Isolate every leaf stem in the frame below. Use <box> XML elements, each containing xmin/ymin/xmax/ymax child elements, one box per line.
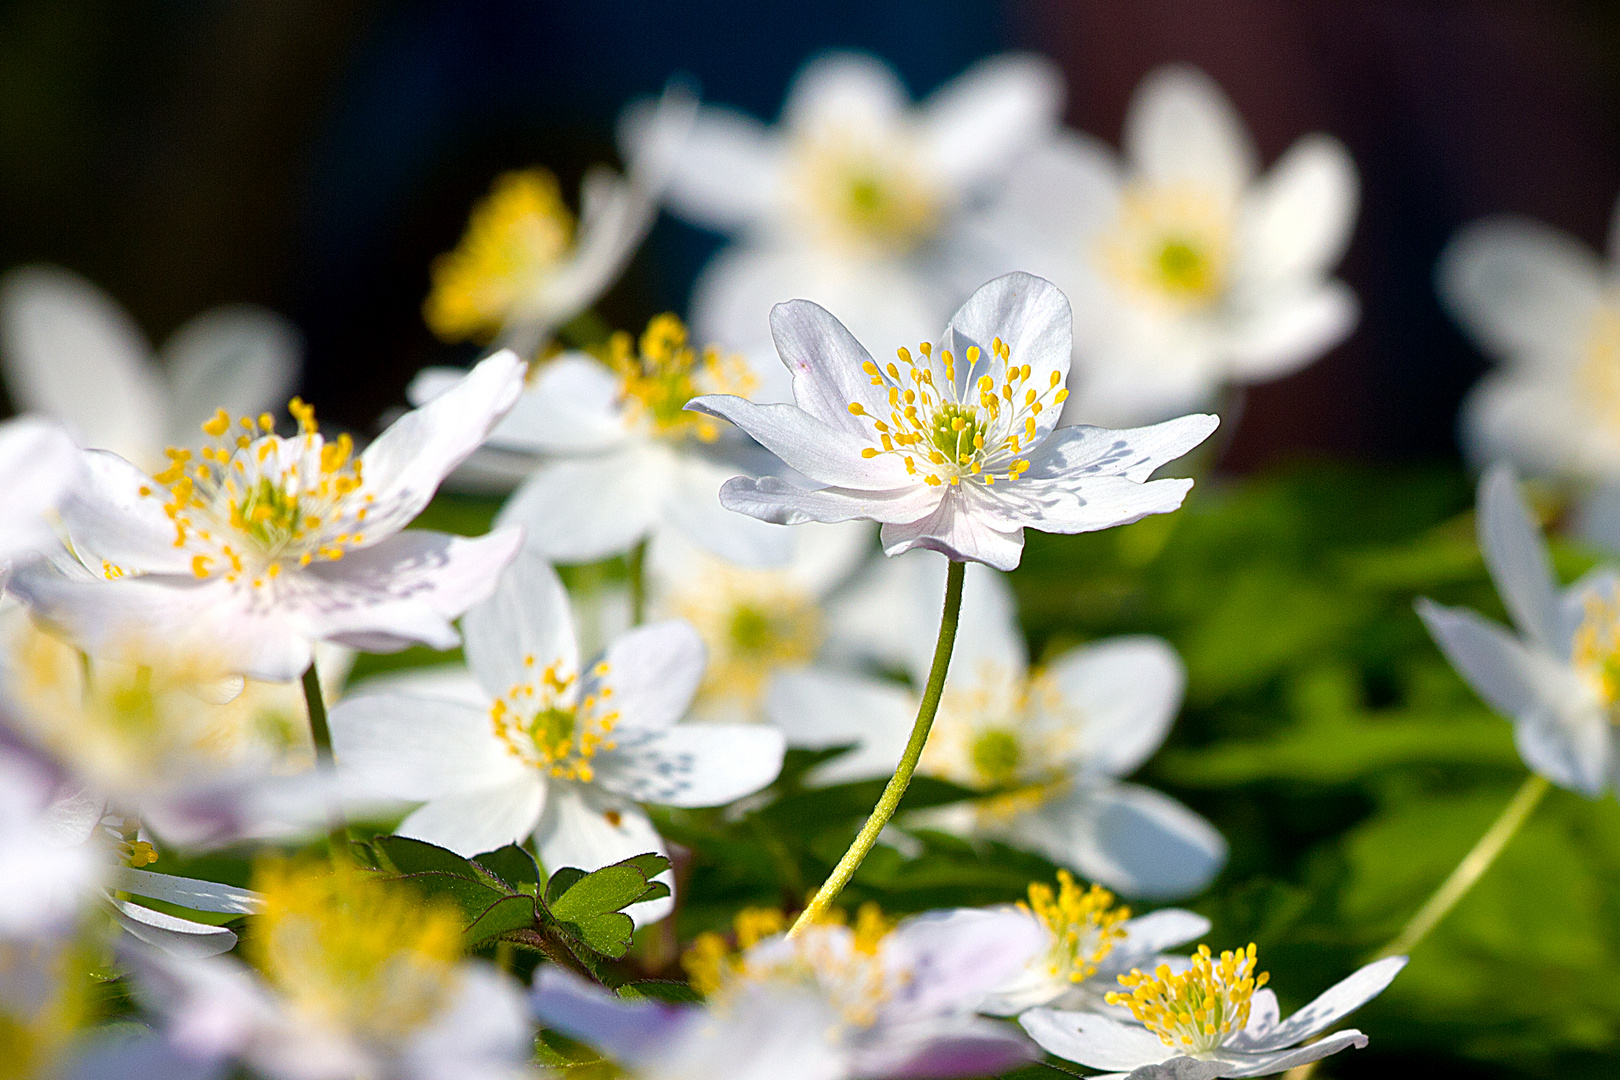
<box><xmin>301</xmin><ymin>662</ymin><xmax>351</xmax><ymax>854</ymax></box>
<box><xmin>788</xmin><ymin>559</ymin><xmax>965</xmax><ymax>937</ymax></box>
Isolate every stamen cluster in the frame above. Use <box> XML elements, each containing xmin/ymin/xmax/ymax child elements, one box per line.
<box><xmin>1573</xmin><ymin>588</ymin><xmax>1620</xmax><ymax>716</ymax></box>
<box><xmin>1107</xmin><ymin>943</ymin><xmax>1269</xmax><ymax>1054</ymax></box>
<box><xmin>1024</xmin><ymin>871</ymin><xmax>1129</xmax><ymax>984</ymax></box>
<box><xmin>488</xmin><ymin>655</ymin><xmax>619</xmax><ymax>781</ymax></box>
<box><xmin>1098</xmin><ymin>183</ymin><xmax>1232</xmax><ymax>311</ymax></box>
<box><xmin>607</xmin><ymin>313</ymin><xmax>757</xmax><ymax>442</ymax></box>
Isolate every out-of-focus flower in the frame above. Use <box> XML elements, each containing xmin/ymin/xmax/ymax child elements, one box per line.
<box><xmin>973</xmin><ymin>65</ymin><xmax>1358</xmax><ymax>427</ymax></box>
<box><xmin>690</xmin><ymin>272</ymin><xmax>1217</xmax><ymax>571</ymax></box>
<box><xmin>473</xmin><ymin>313</ymin><xmax>793</xmax><ymax>564</ymax></box>
<box><xmin>0</xmin><ymin>741</ymin><xmax>104</xmax><ymax>940</ymax></box>
<box><xmin>1021</xmin><ymin>949</ymin><xmax>1405</xmax><ymax>1079</ymax></box>
<box><xmin>0</xmin><ymin>265</ymin><xmax>300</xmax><ymax>471</ymax></box>
<box><xmin>657</xmin><ymin>51</ymin><xmax>1063</xmax><ymax>372</ymax></box>
<box><xmin>1418</xmin><ymin>465</ymin><xmax>1620</xmax><ymax>797</ymax></box>
<box><xmin>424</xmin><ymin>86</ymin><xmax>696</xmax><ymax>357</ymax></box>
<box><xmin>771</xmin><ymin>553</ymin><xmax>1226</xmax><ymax>898</ymax></box>
<box><xmin>329</xmin><ymin>549</ymin><xmax>783</xmax><ymax>925</ymax></box>
<box><xmin>534</xmin><ymin>903</ymin><xmax>1042</xmax><ymax>1080</ymax></box>
<box><xmin>1439</xmin><ymin>192</ymin><xmax>1620</xmax><ymax>484</ymax></box>
<box><xmin>8</xmin><ymin>352</ymin><xmax>526</xmax><ymax>682</ymax></box>
<box><xmin>140</xmin><ymin>858</ymin><xmax>535</xmax><ymax>1080</ymax></box>
<box><xmin>0</xmin><ymin>416</ymin><xmax>82</xmax><ymax>566</ymax></box>
<box><xmin>979</xmin><ymin>871</ymin><xmax>1209</xmax><ymax>1016</ymax></box>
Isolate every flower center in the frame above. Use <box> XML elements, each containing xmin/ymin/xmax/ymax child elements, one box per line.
<box><xmin>144</xmin><ymin>400</ymin><xmax>371</xmax><ymax>586</ymax></box>
<box><xmin>424</xmin><ymin>167</ymin><xmax>575</xmax><ymax>344</ymax></box>
<box><xmin>791</xmin><ymin>130</ymin><xmax>942</xmax><ymax>252</ymax></box>
<box><xmin>1024</xmin><ymin>871</ymin><xmax>1129</xmax><ymax>984</ymax></box>
<box><xmin>669</xmin><ymin>566</ymin><xmax>822</xmax><ymax>714</ymax></box>
<box><xmin>1578</xmin><ymin>302</ymin><xmax>1620</xmax><ymax>435</ymax></box>
<box><xmin>607</xmin><ymin>314</ymin><xmax>758</xmax><ymax>443</ymax></box>
<box><xmin>1572</xmin><ymin>588</ymin><xmax>1620</xmax><ymax>718</ymax></box>
<box><xmin>1107</xmin><ymin>944</ymin><xmax>1269</xmax><ymax>1056</ymax></box>
<box><xmin>970</xmin><ymin>727</ymin><xmax>1023</xmax><ymax>788</ymax></box>
<box><xmin>846</xmin><ymin>336</ymin><xmax>1067</xmax><ymax>488</ymax></box>
<box><xmin>249</xmin><ymin>860</ymin><xmax>463</xmax><ymax>1044</ymax></box>
<box><xmin>1098</xmin><ymin>183</ymin><xmax>1232</xmax><ymax>311</ymax></box>
<box><xmin>489</xmin><ymin>655</ymin><xmax>618</xmax><ymax>781</ymax></box>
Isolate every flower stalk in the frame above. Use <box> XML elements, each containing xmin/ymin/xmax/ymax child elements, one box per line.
<box><xmin>789</xmin><ymin>558</ymin><xmax>965</xmax><ymax>936</ymax></box>
<box><xmin>301</xmin><ymin>663</ymin><xmax>351</xmax><ymax>853</ymax></box>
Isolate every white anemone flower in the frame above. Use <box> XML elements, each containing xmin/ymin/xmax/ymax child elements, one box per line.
<box><xmin>0</xmin><ymin>264</ymin><xmax>300</xmax><ymax>471</ymax></box>
<box><xmin>7</xmin><ymin>351</ymin><xmax>527</xmax><ymax>682</ymax></box>
<box><xmin>0</xmin><ymin>415</ymin><xmax>81</xmax><ymax>565</ymax></box>
<box><xmin>329</xmin><ymin>549</ymin><xmax>784</xmax><ymax>925</ymax></box>
<box><xmin>1021</xmin><ymin>950</ymin><xmax>1406</xmax><ymax>1079</ymax></box>
<box><xmin>139</xmin><ymin>858</ymin><xmax>535</xmax><ymax>1080</ymax></box>
<box><xmin>972</xmin><ymin>65</ymin><xmax>1358</xmax><ymax>427</ymax></box>
<box><xmin>1417</xmin><ymin>465</ymin><xmax>1620</xmax><ymax>796</ymax></box>
<box><xmin>979</xmin><ymin>871</ymin><xmax>1210</xmax><ymax>1016</ymax></box>
<box><xmin>1438</xmin><ymin>191</ymin><xmax>1620</xmax><ymax>485</ymax></box>
<box><xmin>772</xmin><ymin>552</ymin><xmax>1226</xmax><ymax>898</ymax></box>
<box><xmin>689</xmin><ymin>272</ymin><xmax>1218</xmax><ymax>571</ymax></box>
<box><xmin>657</xmin><ymin>51</ymin><xmax>1063</xmax><ymax>373</ymax></box>
<box><xmin>533</xmin><ymin>905</ymin><xmax>1043</xmax><ymax>1080</ymax></box>
<box><xmin>423</xmin><ymin>86</ymin><xmax>696</xmax><ymax>360</ymax></box>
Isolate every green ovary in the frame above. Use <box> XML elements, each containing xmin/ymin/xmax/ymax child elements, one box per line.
<box><xmin>930</xmin><ymin>404</ymin><xmax>980</xmax><ymax>463</ymax></box>
<box><xmin>1156</xmin><ymin>238</ymin><xmax>1211</xmax><ymax>295</ymax></box>
<box><xmin>971</xmin><ymin>728</ymin><xmax>1022</xmax><ymax>787</ymax></box>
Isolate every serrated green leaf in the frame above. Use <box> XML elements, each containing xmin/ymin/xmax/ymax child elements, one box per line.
<box><xmin>387</xmin><ymin>872</ymin><xmax>505</xmax><ymax>923</ymax></box>
<box><xmin>463</xmin><ymin>894</ymin><xmax>538</xmax><ymax>947</ymax></box>
<box><xmin>550</xmin><ymin>863</ymin><xmax>657</xmax><ymax>921</ymax></box>
<box><xmin>371</xmin><ymin>836</ymin><xmax>480</xmax><ymax>881</ymax></box>
<box><xmin>557</xmin><ymin>910</ymin><xmax>636</xmax><ymax>958</ymax></box>
<box><xmin>544</xmin><ymin>866</ymin><xmax>588</xmax><ymax>906</ymax></box>
<box><xmin>474</xmin><ymin>845</ymin><xmax>540</xmax><ymax>893</ymax></box>
<box><xmin>619</xmin><ymin>853</ymin><xmax>671</xmax><ymax>883</ymax></box>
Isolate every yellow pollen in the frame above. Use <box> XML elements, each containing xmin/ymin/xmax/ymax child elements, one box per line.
<box><xmin>604</xmin><ymin>313</ymin><xmax>758</xmax><ymax>442</ymax></box>
<box><xmin>1023</xmin><ymin>872</ymin><xmax>1129</xmax><ymax>983</ymax></box>
<box><xmin>1573</xmin><ymin>586</ymin><xmax>1620</xmax><ymax>719</ymax></box>
<box><xmin>1106</xmin><ymin>944</ymin><xmax>1268</xmax><ymax>1054</ymax></box>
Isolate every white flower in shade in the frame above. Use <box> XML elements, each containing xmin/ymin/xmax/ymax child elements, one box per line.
<box><xmin>0</xmin><ymin>415</ymin><xmax>82</xmax><ymax>565</ymax></box>
<box><xmin>329</xmin><ymin>549</ymin><xmax>784</xmax><ymax>925</ymax></box>
<box><xmin>658</xmin><ymin>51</ymin><xmax>1063</xmax><ymax>373</ymax></box>
<box><xmin>139</xmin><ymin>859</ymin><xmax>535</xmax><ymax>1080</ymax></box>
<box><xmin>423</xmin><ymin>86</ymin><xmax>695</xmax><ymax>359</ymax></box>
<box><xmin>1021</xmin><ymin>949</ymin><xmax>1406</xmax><ymax>1079</ymax></box>
<box><xmin>771</xmin><ymin>552</ymin><xmax>1226</xmax><ymax>899</ymax></box>
<box><xmin>1438</xmin><ymin>191</ymin><xmax>1620</xmax><ymax>484</ymax></box>
<box><xmin>0</xmin><ymin>264</ymin><xmax>300</xmax><ymax>471</ymax></box>
<box><xmin>7</xmin><ymin>351</ymin><xmax>527</xmax><ymax>682</ymax></box>
<box><xmin>972</xmin><ymin>65</ymin><xmax>1358</xmax><ymax>427</ymax></box>
<box><xmin>446</xmin><ymin>313</ymin><xmax>794</xmax><ymax>564</ymax></box>
<box><xmin>689</xmin><ymin>272</ymin><xmax>1218</xmax><ymax>572</ymax></box>
<box><xmin>1417</xmin><ymin>465</ymin><xmax>1620</xmax><ymax>796</ymax></box>
<box><xmin>533</xmin><ymin>904</ymin><xmax>1043</xmax><ymax>1080</ymax></box>
<box><xmin>979</xmin><ymin>871</ymin><xmax>1209</xmax><ymax>1017</ymax></box>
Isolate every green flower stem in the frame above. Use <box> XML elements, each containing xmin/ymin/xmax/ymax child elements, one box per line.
<box><xmin>789</xmin><ymin>558</ymin><xmax>965</xmax><ymax>937</ymax></box>
<box><xmin>1372</xmin><ymin>772</ymin><xmax>1550</xmax><ymax>962</ymax></box>
<box><xmin>628</xmin><ymin>539</ymin><xmax>648</xmax><ymax>626</ymax></box>
<box><xmin>301</xmin><ymin>662</ymin><xmax>351</xmax><ymax>854</ymax></box>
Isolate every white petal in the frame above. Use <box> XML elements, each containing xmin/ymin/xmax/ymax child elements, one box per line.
<box><xmin>1028</xmin><ymin>414</ymin><xmax>1220</xmax><ymax>482</ymax></box>
<box><xmin>941</xmin><ymin>272</ymin><xmax>1072</xmax><ymax>448</ymax></box>
<box><xmin>1114</xmin><ymin>908</ymin><xmax>1211</xmax><ymax>960</ymax></box>
<box><xmin>1241</xmin><ymin>134</ymin><xmax>1358</xmax><ymax>284</ymax></box>
<box><xmin>111</xmin><ymin>900</ymin><xmax>239</xmax><ymax>959</ymax></box>
<box><xmin>765</xmin><ymin>668</ymin><xmax>916</xmax><ymax>783</ymax></box>
<box><xmin>1027</xmin><ymin>782</ymin><xmax>1227</xmax><ymax>899</ymax></box>
<box><xmin>535</xmin><ymin>788</ymin><xmax>673</xmax><ymax>926</ymax></box>
<box><xmin>985</xmin><ymin>471</ymin><xmax>1197</xmax><ymax>539</ymax></box>
<box><xmin>479</xmin><ymin>355</ymin><xmax>630</xmax><ymax>455</ymax></box>
<box><xmin>0</xmin><ymin>418</ymin><xmax>83</xmax><ymax>563</ymax></box>
<box><xmin>1214</xmin><ymin>1031</ymin><xmax>1368</xmax><ymax>1077</ymax></box>
<box><xmin>982</xmin><ymin>130</ymin><xmax>1123</xmax><ymax>250</ymax></box>
<box><xmin>107</xmin><ymin>868</ymin><xmax>261</xmax><ymax>915</ymax></box>
<box><xmin>783</xmin><ymin>51</ymin><xmax>909</xmax><ymax>135</ymax></box>
<box><xmin>880</xmin><ymin>484</ymin><xmax>1027</xmax><ymax>570</ymax></box>
<box><xmin>530</xmin><ymin>966</ymin><xmax>698</xmax><ymax>1069</ymax></box>
<box><xmin>328</xmin><ymin>693</ymin><xmax>527</xmax><ymax>801</ymax></box>
<box><xmin>463</xmin><ymin>547</ymin><xmax>579</xmax><ymax>703</ymax></box>
<box><xmin>161</xmin><ymin>305</ymin><xmax>301</xmax><ymax>447</ymax></box>
<box><xmin>1019</xmin><ymin>1008</ymin><xmax>1166</xmax><ymax>1072</ymax></box>
<box><xmin>1040</xmin><ymin>635</ymin><xmax>1185</xmax><ymax>777</ymax></box>
<box><xmin>687</xmin><ymin>395</ymin><xmax>907</xmax><ymax>489</ymax></box>
<box><xmin>497</xmin><ymin>446</ymin><xmax>667</xmax><ymax>563</ymax></box>
<box><xmin>658</xmin><ymin>455</ymin><xmax>797</xmax><ymax>567</ymax></box>
<box><xmin>410</xmin><ymin>964</ymin><xmax>532</xmax><ymax>1074</ymax></box>
<box><xmin>1478</xmin><ymin>465</ymin><xmax>1561</xmax><ymax>650</ymax></box>
<box><xmin>659</xmin><ymin>104</ymin><xmax>781</xmax><ymax>231</ymax></box>
<box><xmin>884</xmin><ymin>907</ymin><xmax>1045</xmax><ymax>1019</ymax></box>
<box><xmin>1225</xmin><ymin>281</ymin><xmax>1358</xmax><ymax>382</ymax></box>
<box><xmin>0</xmin><ymin>265</ymin><xmax>167</xmax><ymax>464</ymax></box>
<box><xmin>920</xmin><ymin>53</ymin><xmax>1064</xmax><ymax>191</ymax></box>
<box><xmin>850</xmin><ymin>1017</ymin><xmax>1038</xmax><ymax>1080</ymax></box>
<box><xmin>58</xmin><ymin>448</ymin><xmax>193</xmax><ymax>574</ymax></box>
<box><xmin>1125</xmin><ymin>66</ymin><xmax>1256</xmax><ymax>201</ymax></box>
<box><xmin>398</xmin><ymin>774</ymin><xmax>547</xmax><ymax>858</ymax></box>
<box><xmin>595</xmin><ymin>724</ymin><xmax>784</xmax><ymax>806</ymax></box>
<box><xmin>357</xmin><ymin>351</ymin><xmax>525</xmax><ymax>537</ymax></box>
<box><xmin>1236</xmin><ymin>956</ymin><xmax>1406</xmax><ymax>1051</ymax></box>
<box><xmin>587</xmin><ymin>620</ymin><xmax>706</xmax><ymax>732</ymax></box>
<box><xmin>768</xmin><ymin>297</ymin><xmax>899</xmax><ymax>436</ymax></box>
<box><xmin>719</xmin><ymin>473</ymin><xmax>942</xmax><ymax>526</ymax></box>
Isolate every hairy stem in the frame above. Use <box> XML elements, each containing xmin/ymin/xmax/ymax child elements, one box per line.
<box><xmin>302</xmin><ymin>662</ymin><xmax>351</xmax><ymax>854</ymax></box>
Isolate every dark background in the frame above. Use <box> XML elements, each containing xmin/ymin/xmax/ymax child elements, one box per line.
<box><xmin>2</xmin><ymin>0</ymin><xmax>1616</xmax><ymax>464</ymax></box>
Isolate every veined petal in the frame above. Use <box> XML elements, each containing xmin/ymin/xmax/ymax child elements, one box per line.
<box><xmin>328</xmin><ymin>693</ymin><xmax>527</xmax><ymax>801</ymax></box>
<box><xmin>687</xmin><ymin>395</ymin><xmax>907</xmax><ymax>488</ymax></box>
<box><xmin>1241</xmin><ymin>134</ymin><xmax>1358</xmax><ymax>284</ymax></box>
<box><xmin>1125</xmin><ymin>65</ymin><xmax>1256</xmax><ymax>200</ymax></box>
<box><xmin>1026</xmin><ymin>782</ymin><xmax>1227</xmax><ymax>899</ymax></box>
<box><xmin>919</xmin><ymin>53</ymin><xmax>1065</xmax><ymax>191</ymax></box>
<box><xmin>584</xmin><ymin>620</ymin><xmax>706</xmax><ymax>733</ymax></box>
<box><xmin>161</xmin><ymin>305</ymin><xmax>301</xmax><ymax>448</ymax></box>
<box><xmin>1232</xmin><ymin>956</ymin><xmax>1406</xmax><ymax>1051</ymax></box>
<box><xmin>1040</xmin><ymin>635</ymin><xmax>1185</xmax><ymax>778</ymax></box>
<box><xmin>397</xmin><ymin>775</ymin><xmax>548</xmax><ymax>858</ymax></box>
<box><xmin>718</xmin><ymin>473</ymin><xmax>942</xmax><ymax>526</ymax></box>
<box><xmin>880</xmin><ymin>485</ymin><xmax>1027</xmax><ymax>570</ymax></box>
<box><xmin>59</xmin><ymin>448</ymin><xmax>194</xmax><ymax>575</ymax></box>
<box><xmin>535</xmin><ymin>788</ymin><xmax>673</xmax><ymax>926</ymax></box>
<box><xmin>1025</xmin><ymin>414</ymin><xmax>1220</xmax><ymax>483</ymax></box>
<box><xmin>941</xmin><ymin>272</ymin><xmax>1072</xmax><ymax>447</ymax></box>
<box><xmin>985</xmin><ymin>472</ymin><xmax>1197</xmax><ymax>538</ymax></box>
<box><xmin>594</xmin><ymin>724</ymin><xmax>784</xmax><ymax>806</ymax></box>
<box><xmin>1477</xmin><ymin>465</ymin><xmax>1561</xmax><ymax>651</ymax></box>
<box><xmin>463</xmin><ymin>547</ymin><xmax>579</xmax><ymax>704</ymax></box>
<box><xmin>1019</xmin><ymin>1008</ymin><xmax>1167</xmax><ymax>1072</ymax></box>
<box><xmin>765</xmin><ymin>668</ymin><xmax>916</xmax><ymax>784</ymax></box>
<box><xmin>767</xmin><ymin>298</ymin><xmax>897</xmax><ymax>436</ymax></box>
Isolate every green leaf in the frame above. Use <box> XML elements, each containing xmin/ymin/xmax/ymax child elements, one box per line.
<box><xmin>474</xmin><ymin>845</ymin><xmax>540</xmax><ymax>893</ymax></box>
<box><xmin>558</xmin><ymin>910</ymin><xmax>636</xmax><ymax>958</ymax></box>
<box><xmin>544</xmin><ymin>867</ymin><xmax>588</xmax><ymax>906</ymax></box>
<box><xmin>550</xmin><ymin>863</ymin><xmax>659</xmax><ymax>921</ymax></box>
<box><xmin>370</xmin><ymin>836</ymin><xmax>481</xmax><ymax>880</ymax></box>
<box><xmin>614</xmin><ymin>980</ymin><xmax>702</xmax><ymax>1004</ymax></box>
<box><xmin>463</xmin><ymin>894</ymin><xmax>538</xmax><ymax>947</ymax></box>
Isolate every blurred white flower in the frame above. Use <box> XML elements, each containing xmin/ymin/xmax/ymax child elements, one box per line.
<box><xmin>8</xmin><ymin>352</ymin><xmax>526</xmax><ymax>682</ymax></box>
<box><xmin>0</xmin><ymin>265</ymin><xmax>301</xmax><ymax>472</ymax></box>
<box><xmin>534</xmin><ymin>904</ymin><xmax>1042</xmax><ymax>1080</ymax></box>
<box><xmin>424</xmin><ymin>86</ymin><xmax>696</xmax><ymax>358</ymax></box>
<box><xmin>0</xmin><ymin>415</ymin><xmax>82</xmax><ymax>565</ymax></box>
<box><xmin>979</xmin><ymin>871</ymin><xmax>1209</xmax><ymax>1017</ymax></box>
<box><xmin>973</xmin><ymin>65</ymin><xmax>1358</xmax><ymax>427</ymax></box>
<box><xmin>0</xmin><ymin>740</ymin><xmax>105</xmax><ymax>940</ymax></box>
<box><xmin>1418</xmin><ymin>465</ymin><xmax>1620</xmax><ymax>797</ymax></box>
<box><xmin>1439</xmin><ymin>191</ymin><xmax>1620</xmax><ymax>485</ymax></box>
<box><xmin>690</xmin><ymin>272</ymin><xmax>1216</xmax><ymax>571</ymax></box>
<box><xmin>140</xmin><ymin>858</ymin><xmax>535</xmax><ymax>1080</ymax></box>
<box><xmin>655</xmin><ymin>51</ymin><xmax>1063</xmax><ymax>374</ymax></box>
<box><xmin>1021</xmin><ymin>949</ymin><xmax>1405</xmax><ymax>1079</ymax></box>
<box><xmin>772</xmin><ymin>553</ymin><xmax>1226</xmax><ymax>899</ymax></box>
<box><xmin>329</xmin><ymin>549</ymin><xmax>784</xmax><ymax>926</ymax></box>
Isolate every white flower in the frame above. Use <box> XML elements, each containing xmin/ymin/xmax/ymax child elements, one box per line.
<box><xmin>689</xmin><ymin>272</ymin><xmax>1218</xmax><ymax>571</ymax></box>
<box><xmin>0</xmin><ymin>264</ymin><xmax>300</xmax><ymax>471</ymax></box>
<box><xmin>0</xmin><ymin>740</ymin><xmax>104</xmax><ymax>939</ymax></box>
<box><xmin>972</xmin><ymin>65</ymin><xmax>1358</xmax><ymax>427</ymax></box>
<box><xmin>1020</xmin><ymin>949</ymin><xmax>1406</xmax><ymax>1079</ymax></box>
<box><xmin>7</xmin><ymin>352</ymin><xmax>527</xmax><ymax>682</ymax></box>
<box><xmin>423</xmin><ymin>86</ymin><xmax>695</xmax><ymax>358</ymax></box>
<box><xmin>1438</xmin><ymin>191</ymin><xmax>1620</xmax><ymax>484</ymax></box>
<box><xmin>658</xmin><ymin>51</ymin><xmax>1062</xmax><ymax>374</ymax></box>
<box><xmin>0</xmin><ymin>415</ymin><xmax>82</xmax><ymax>565</ymax></box>
<box><xmin>138</xmin><ymin>858</ymin><xmax>536</xmax><ymax>1080</ymax></box>
<box><xmin>979</xmin><ymin>871</ymin><xmax>1209</xmax><ymax>1016</ymax></box>
<box><xmin>1417</xmin><ymin>465</ymin><xmax>1620</xmax><ymax>796</ymax></box>
<box><xmin>770</xmin><ymin>552</ymin><xmax>1226</xmax><ymax>898</ymax></box>
<box><xmin>328</xmin><ymin>548</ymin><xmax>784</xmax><ymax>925</ymax></box>
<box><xmin>533</xmin><ymin>905</ymin><xmax>1043</xmax><ymax>1080</ymax></box>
